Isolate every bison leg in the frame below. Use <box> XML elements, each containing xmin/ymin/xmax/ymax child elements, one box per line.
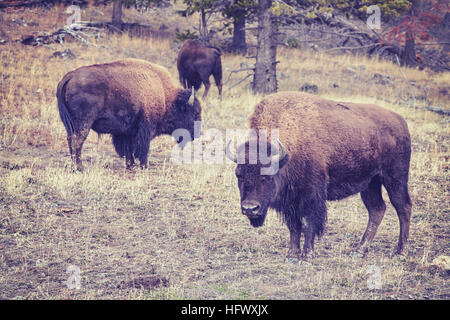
<box><xmin>124</xmin><ymin>144</ymin><xmax>135</xmax><ymax>170</ymax></box>
<box><xmin>299</xmin><ymin>190</ymin><xmax>327</xmax><ymax>261</ymax></box>
<box><xmin>301</xmin><ymin>215</ymin><xmax>317</xmax><ymax>260</ymax></box>
<box><xmin>67</xmin><ymin>136</ymin><xmax>73</xmax><ymax>157</ymax></box>
<box><xmin>356</xmin><ymin>175</ymin><xmax>387</xmax><ymax>256</ymax></box>
<box><xmin>213</xmin><ymin>74</ymin><xmax>222</xmax><ymax>100</ymax></box>
<box><xmin>126</xmin><ymin>156</ymin><xmax>135</xmax><ymax>170</ymax></box>
<box><xmin>134</xmin><ymin>123</ymin><xmax>153</xmax><ymax>169</ymax></box>
<box><xmin>202</xmin><ymin>81</ymin><xmax>211</xmax><ymax>99</ymax></box>
<box><xmin>197</xmin><ymin>68</ymin><xmax>211</xmax><ymax>99</ymax></box>
<box><xmin>383</xmin><ymin>178</ymin><xmax>412</xmax><ymax>256</ymax></box>
<box><xmin>112</xmin><ymin>134</ymin><xmax>135</xmax><ymax>170</ymax></box>
<box><xmin>217</xmin><ymin>82</ymin><xmax>223</xmax><ymax>100</ymax></box>
<box><xmin>69</xmin><ymin>128</ymin><xmax>90</xmax><ymax>172</ymax></box>
<box><xmin>285</xmin><ymin>225</ymin><xmax>302</xmax><ymax>263</ymax></box>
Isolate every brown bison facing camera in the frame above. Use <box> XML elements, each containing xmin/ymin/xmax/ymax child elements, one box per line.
<box><xmin>226</xmin><ymin>92</ymin><xmax>412</xmax><ymax>263</ymax></box>
<box><xmin>56</xmin><ymin>59</ymin><xmax>202</xmax><ymax>171</ymax></box>
<box><xmin>177</xmin><ymin>39</ymin><xmax>223</xmax><ymax>99</ymax></box>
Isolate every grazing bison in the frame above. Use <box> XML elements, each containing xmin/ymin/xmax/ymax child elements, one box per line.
<box><xmin>56</xmin><ymin>58</ymin><xmax>202</xmax><ymax>171</ymax></box>
<box><xmin>177</xmin><ymin>39</ymin><xmax>223</xmax><ymax>99</ymax></box>
<box><xmin>226</xmin><ymin>92</ymin><xmax>412</xmax><ymax>262</ymax></box>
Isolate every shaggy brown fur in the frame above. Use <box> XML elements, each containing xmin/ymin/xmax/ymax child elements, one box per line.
<box><xmin>177</xmin><ymin>39</ymin><xmax>223</xmax><ymax>99</ymax></box>
<box><xmin>230</xmin><ymin>92</ymin><xmax>412</xmax><ymax>262</ymax></box>
<box><xmin>56</xmin><ymin>58</ymin><xmax>202</xmax><ymax>171</ymax></box>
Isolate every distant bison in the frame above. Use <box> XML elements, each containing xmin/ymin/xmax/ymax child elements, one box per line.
<box><xmin>227</xmin><ymin>92</ymin><xmax>412</xmax><ymax>262</ymax></box>
<box><xmin>56</xmin><ymin>59</ymin><xmax>202</xmax><ymax>171</ymax></box>
<box><xmin>177</xmin><ymin>39</ymin><xmax>223</xmax><ymax>99</ymax></box>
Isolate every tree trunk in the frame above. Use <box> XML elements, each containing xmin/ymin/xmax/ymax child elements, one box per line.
<box><xmin>401</xmin><ymin>31</ymin><xmax>417</xmax><ymax>67</ymax></box>
<box><xmin>252</xmin><ymin>0</ymin><xmax>278</xmax><ymax>95</ymax></box>
<box><xmin>112</xmin><ymin>0</ymin><xmax>123</xmax><ymax>29</ymax></box>
<box><xmin>401</xmin><ymin>0</ymin><xmax>421</xmax><ymax>67</ymax></box>
<box><xmin>200</xmin><ymin>8</ymin><xmax>208</xmax><ymax>40</ymax></box>
<box><xmin>231</xmin><ymin>9</ymin><xmax>247</xmax><ymax>55</ymax></box>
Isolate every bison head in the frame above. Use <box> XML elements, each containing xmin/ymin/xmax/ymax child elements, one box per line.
<box><xmin>226</xmin><ymin>138</ymin><xmax>289</xmax><ymax>227</ymax></box>
<box><xmin>174</xmin><ymin>87</ymin><xmax>202</xmax><ymax>146</ymax></box>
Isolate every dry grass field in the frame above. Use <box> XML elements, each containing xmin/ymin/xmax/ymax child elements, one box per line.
<box><xmin>0</xmin><ymin>4</ymin><xmax>449</xmax><ymax>300</ymax></box>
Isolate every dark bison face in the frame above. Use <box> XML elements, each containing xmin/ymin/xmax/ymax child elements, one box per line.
<box><xmin>227</xmin><ymin>139</ymin><xmax>289</xmax><ymax>228</ymax></box>
<box><xmin>175</xmin><ymin>88</ymin><xmax>202</xmax><ymax>146</ymax></box>
<box><xmin>236</xmin><ymin>164</ymin><xmax>277</xmax><ymax>227</ymax></box>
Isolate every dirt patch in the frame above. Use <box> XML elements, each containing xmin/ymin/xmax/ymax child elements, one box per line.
<box><xmin>118</xmin><ymin>276</ymin><xmax>169</xmax><ymax>291</ymax></box>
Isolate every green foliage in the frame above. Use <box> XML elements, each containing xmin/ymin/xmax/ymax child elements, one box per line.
<box><xmin>222</xmin><ymin>0</ymin><xmax>259</xmax><ymax>20</ymax></box>
<box><xmin>360</xmin><ymin>0</ymin><xmax>412</xmax><ymax>18</ymax></box>
<box><xmin>286</xmin><ymin>37</ymin><xmax>301</xmax><ymax>48</ymax></box>
<box><xmin>183</xmin><ymin>0</ymin><xmax>221</xmax><ymax>15</ymax></box>
<box><xmin>305</xmin><ymin>11</ymin><xmax>318</xmax><ymax>19</ymax></box>
<box><xmin>270</xmin><ymin>1</ymin><xmax>297</xmax><ymax>17</ymax></box>
<box><xmin>310</xmin><ymin>0</ymin><xmax>350</xmax><ymax>10</ymax></box>
<box><xmin>175</xmin><ymin>29</ymin><xmax>199</xmax><ymax>43</ymax></box>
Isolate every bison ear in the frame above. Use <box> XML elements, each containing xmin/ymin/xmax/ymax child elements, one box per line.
<box><xmin>177</xmin><ymin>87</ymin><xmax>195</xmax><ymax>112</ymax></box>
<box><xmin>177</xmin><ymin>89</ymin><xmax>190</xmax><ymax>112</ymax></box>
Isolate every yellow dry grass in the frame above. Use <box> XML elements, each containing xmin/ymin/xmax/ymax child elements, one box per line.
<box><xmin>0</xmin><ymin>3</ymin><xmax>448</xmax><ymax>300</ymax></box>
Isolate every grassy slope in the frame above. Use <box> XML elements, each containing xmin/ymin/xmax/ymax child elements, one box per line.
<box><xmin>0</xmin><ymin>4</ymin><xmax>448</xmax><ymax>299</ymax></box>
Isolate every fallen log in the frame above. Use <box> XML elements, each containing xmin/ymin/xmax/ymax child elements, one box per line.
<box><xmin>20</xmin><ymin>22</ymin><xmax>103</xmax><ymax>47</ymax></box>
<box><xmin>18</xmin><ymin>20</ymin><xmax>170</xmax><ymax>47</ymax></box>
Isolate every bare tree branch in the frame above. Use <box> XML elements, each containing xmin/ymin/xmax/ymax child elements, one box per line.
<box><xmin>224</xmin><ymin>67</ymin><xmax>254</xmax><ymax>85</ymax></box>
<box><xmin>228</xmin><ymin>73</ymin><xmax>253</xmax><ymax>90</ymax></box>
<box><xmin>324</xmin><ymin>43</ymin><xmax>378</xmax><ymax>52</ymax></box>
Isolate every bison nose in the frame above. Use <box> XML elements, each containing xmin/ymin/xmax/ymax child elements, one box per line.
<box><xmin>241</xmin><ymin>200</ymin><xmax>261</xmax><ymax>216</ymax></box>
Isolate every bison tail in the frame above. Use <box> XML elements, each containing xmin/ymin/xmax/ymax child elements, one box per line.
<box><xmin>56</xmin><ymin>76</ymin><xmax>74</xmax><ymax>136</ymax></box>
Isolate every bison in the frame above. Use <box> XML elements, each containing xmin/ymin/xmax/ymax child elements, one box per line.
<box><xmin>226</xmin><ymin>91</ymin><xmax>412</xmax><ymax>262</ymax></box>
<box><xmin>56</xmin><ymin>58</ymin><xmax>202</xmax><ymax>171</ymax></box>
<box><xmin>177</xmin><ymin>39</ymin><xmax>223</xmax><ymax>99</ymax></box>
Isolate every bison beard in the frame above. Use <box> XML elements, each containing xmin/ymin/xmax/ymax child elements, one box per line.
<box><xmin>228</xmin><ymin>92</ymin><xmax>412</xmax><ymax>263</ymax></box>
<box><xmin>248</xmin><ymin>210</ymin><xmax>267</xmax><ymax>228</ymax></box>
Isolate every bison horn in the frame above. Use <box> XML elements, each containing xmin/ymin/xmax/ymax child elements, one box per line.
<box><xmin>271</xmin><ymin>139</ymin><xmax>288</xmax><ymax>164</ymax></box>
<box><xmin>226</xmin><ymin>139</ymin><xmax>287</xmax><ymax>164</ymax></box>
<box><xmin>225</xmin><ymin>140</ymin><xmax>238</xmax><ymax>163</ymax></box>
<box><xmin>188</xmin><ymin>87</ymin><xmax>195</xmax><ymax>106</ymax></box>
